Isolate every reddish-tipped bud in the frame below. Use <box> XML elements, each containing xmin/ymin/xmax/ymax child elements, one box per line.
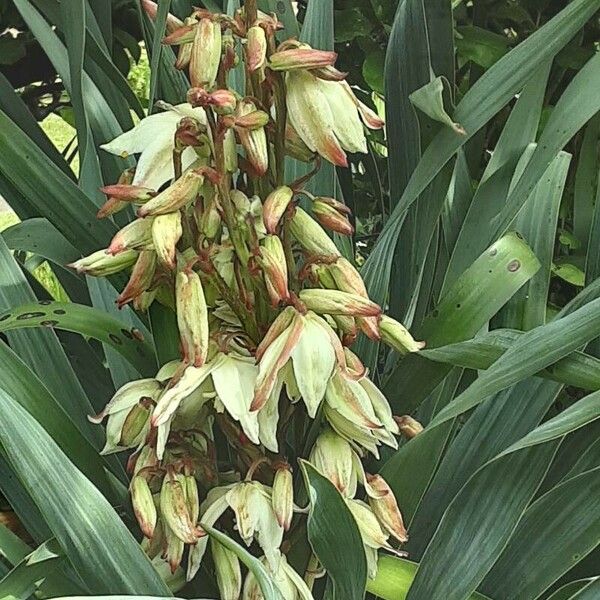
<box><xmin>394</xmin><ymin>415</ymin><xmax>424</xmax><ymax>439</ymax></box>
<box><xmin>259</xmin><ymin>235</ymin><xmax>290</xmax><ymax>307</ymax></box>
<box><xmin>69</xmin><ymin>249</ymin><xmax>137</xmax><ymax>276</ymax></box>
<box><xmin>246</xmin><ymin>25</ymin><xmax>267</xmax><ymax>72</ymax></box>
<box><xmin>289</xmin><ymin>207</ymin><xmax>340</xmax><ymax>257</ymax></box>
<box><xmin>107</xmin><ymin>218</ymin><xmax>154</xmax><ymax>255</ymax></box>
<box><xmin>160</xmin><ymin>471</ymin><xmax>201</xmax><ymax>544</ymax></box>
<box><xmin>234</xmin><ymin>109</ymin><xmax>270</xmax><ymax>130</ymax></box>
<box><xmin>152</xmin><ymin>211</ymin><xmax>182</xmax><ymax>269</ymax></box>
<box><xmin>100</xmin><ymin>184</ymin><xmax>155</xmax><ymax>202</ymax></box>
<box><xmin>235</xmin><ymin>99</ymin><xmax>268</xmax><ymax>175</ymax></box>
<box><xmin>131</xmin><ymin>474</ymin><xmax>157</xmax><ymax>538</ymax></box>
<box><xmin>313</xmin><ymin>199</ymin><xmax>354</xmax><ymax>236</ymax></box>
<box><xmin>263</xmin><ymin>186</ymin><xmax>294</xmax><ymax>233</ymax></box>
<box><xmin>138</xmin><ymin>170</ymin><xmax>203</xmax><ymax>217</ymax></box>
<box><xmin>162</xmin><ymin>23</ymin><xmax>196</xmax><ymax>45</ymax></box>
<box><xmin>272</xmin><ymin>465</ymin><xmax>294</xmax><ymax>531</ymax></box>
<box><xmin>299</xmin><ymin>289</ymin><xmax>382</xmax><ymax>317</ymax></box>
<box><xmin>269</xmin><ymin>48</ymin><xmax>337</xmax><ymax>71</ymax></box>
<box><xmin>379</xmin><ymin>315</ymin><xmax>425</xmax><ymax>355</ymax></box>
<box><xmin>175</xmin><ymin>116</ymin><xmax>205</xmax><ymax>147</ymax></box>
<box><xmin>117</xmin><ymin>250</ymin><xmax>156</xmax><ymax>308</ymax></box>
<box><xmin>190</xmin><ymin>18</ymin><xmax>222</xmax><ymax>89</ymax></box>
<box><xmin>142</xmin><ymin>0</ymin><xmax>183</xmax><ymax>34</ymax></box>
<box><xmin>176</xmin><ymin>269</ymin><xmax>209</xmax><ymax>367</ymax></box>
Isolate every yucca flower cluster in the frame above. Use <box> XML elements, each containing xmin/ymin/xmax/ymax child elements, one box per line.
<box><xmin>72</xmin><ymin>1</ymin><xmax>424</xmax><ymax>596</ymax></box>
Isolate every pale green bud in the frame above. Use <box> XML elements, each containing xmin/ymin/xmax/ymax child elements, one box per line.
<box><xmin>152</xmin><ymin>211</ymin><xmax>183</xmax><ymax>269</ymax></box>
<box><xmin>190</xmin><ymin>18</ymin><xmax>222</xmax><ymax>89</ymax></box>
<box><xmin>176</xmin><ymin>269</ymin><xmax>210</xmax><ymax>367</ymax></box>
<box><xmin>160</xmin><ymin>471</ymin><xmax>200</xmax><ymax>544</ymax></box>
<box><xmin>260</xmin><ymin>235</ymin><xmax>290</xmax><ymax>307</ymax></box>
<box><xmin>68</xmin><ymin>248</ymin><xmax>137</xmax><ymax>276</ymax></box>
<box><xmin>107</xmin><ymin>218</ymin><xmax>154</xmax><ymax>254</ymax></box>
<box><xmin>131</xmin><ymin>474</ymin><xmax>157</xmax><ymax>538</ymax></box>
<box><xmin>272</xmin><ymin>465</ymin><xmax>294</xmax><ymax>531</ymax></box>
<box><xmin>289</xmin><ymin>207</ymin><xmax>340</xmax><ymax>256</ymax></box>
<box><xmin>299</xmin><ymin>288</ymin><xmax>381</xmax><ymax>317</ymax></box>
<box><xmin>310</xmin><ymin>428</ymin><xmax>357</xmax><ymax>497</ymax></box>
<box><xmin>263</xmin><ymin>186</ymin><xmax>293</xmax><ymax>233</ymax></box>
<box><xmin>138</xmin><ymin>169</ymin><xmax>204</xmax><ymax>217</ymax></box>
<box><xmin>379</xmin><ymin>315</ymin><xmax>425</xmax><ymax>354</ymax></box>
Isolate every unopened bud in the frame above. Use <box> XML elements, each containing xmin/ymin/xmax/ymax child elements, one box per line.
<box><xmin>152</xmin><ymin>211</ymin><xmax>182</xmax><ymax>269</ymax></box>
<box><xmin>211</xmin><ymin>538</ymin><xmax>242</xmax><ymax>600</ymax></box>
<box><xmin>289</xmin><ymin>207</ymin><xmax>340</xmax><ymax>257</ymax></box>
<box><xmin>313</xmin><ymin>199</ymin><xmax>354</xmax><ymax>236</ymax></box>
<box><xmin>246</xmin><ymin>25</ymin><xmax>267</xmax><ymax>72</ymax></box>
<box><xmin>269</xmin><ymin>48</ymin><xmax>337</xmax><ymax>71</ymax></box>
<box><xmin>131</xmin><ymin>474</ymin><xmax>157</xmax><ymax>538</ymax></box>
<box><xmin>299</xmin><ymin>289</ymin><xmax>381</xmax><ymax>317</ymax></box>
<box><xmin>394</xmin><ymin>415</ymin><xmax>423</xmax><ymax>439</ymax></box>
<box><xmin>160</xmin><ymin>471</ymin><xmax>200</xmax><ymax>544</ymax></box>
<box><xmin>138</xmin><ymin>170</ymin><xmax>203</xmax><ymax>217</ymax></box>
<box><xmin>98</xmin><ymin>184</ymin><xmax>155</xmax><ymax>219</ymax></box>
<box><xmin>107</xmin><ymin>218</ymin><xmax>154</xmax><ymax>255</ymax></box>
<box><xmin>190</xmin><ymin>18</ymin><xmax>222</xmax><ymax>89</ymax></box>
<box><xmin>183</xmin><ymin>471</ymin><xmax>200</xmax><ymax>525</ymax></box>
<box><xmin>234</xmin><ymin>110</ymin><xmax>270</xmax><ymax>130</ymax></box>
<box><xmin>119</xmin><ymin>397</ymin><xmax>153</xmax><ymax>447</ymax></box>
<box><xmin>272</xmin><ymin>465</ymin><xmax>294</xmax><ymax>530</ymax></box>
<box><xmin>117</xmin><ymin>250</ymin><xmax>156</xmax><ymax>308</ymax></box>
<box><xmin>164</xmin><ymin>523</ymin><xmax>185</xmax><ymax>573</ymax></box>
<box><xmin>175</xmin><ymin>117</ymin><xmax>205</xmax><ymax>147</ymax></box>
<box><xmin>133</xmin><ymin>288</ymin><xmax>158</xmax><ymax>312</ymax></box>
<box><xmin>235</xmin><ymin>99</ymin><xmax>268</xmax><ymax>175</ymax></box>
<box><xmin>211</xmin><ymin>89</ymin><xmax>238</xmax><ymax>114</ymax></box>
<box><xmin>259</xmin><ymin>235</ymin><xmax>290</xmax><ymax>307</ymax></box>
<box><xmin>366</xmin><ymin>474</ymin><xmax>408</xmax><ymax>543</ymax></box>
<box><xmin>379</xmin><ymin>315</ymin><xmax>425</xmax><ymax>355</ymax></box>
<box><xmin>175</xmin><ymin>41</ymin><xmax>193</xmax><ymax>70</ymax></box>
<box><xmin>310</xmin><ymin>429</ymin><xmax>356</xmax><ymax>497</ymax></box>
<box><xmin>347</xmin><ymin>499</ymin><xmax>391</xmax><ymax>550</ymax></box>
<box><xmin>163</xmin><ymin>24</ymin><xmax>196</xmax><ymax>45</ymax></box>
<box><xmin>68</xmin><ymin>248</ymin><xmax>137</xmax><ymax>276</ymax></box>
<box><xmin>263</xmin><ymin>186</ymin><xmax>293</xmax><ymax>233</ymax></box>
<box><xmin>224</xmin><ymin>128</ymin><xmax>238</xmax><ymax>172</ymax></box>
<box><xmin>176</xmin><ymin>269</ymin><xmax>210</xmax><ymax>367</ymax></box>
<box><xmin>196</xmin><ymin>196</ymin><xmax>221</xmax><ymax>239</ymax></box>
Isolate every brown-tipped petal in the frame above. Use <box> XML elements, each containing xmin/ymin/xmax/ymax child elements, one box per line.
<box><xmin>313</xmin><ymin>200</ymin><xmax>354</xmax><ymax>236</ymax></box>
<box><xmin>289</xmin><ymin>207</ymin><xmax>340</xmax><ymax>257</ymax></box>
<box><xmin>100</xmin><ymin>184</ymin><xmax>156</xmax><ymax>202</ymax></box>
<box><xmin>358</xmin><ymin>316</ymin><xmax>381</xmax><ymax>341</ymax></box>
<box><xmin>310</xmin><ymin>65</ymin><xmax>349</xmax><ymax>81</ymax></box>
<box><xmin>252</xmin><ymin>313</ymin><xmax>304</xmax><ymax>412</ymax></box>
<box><xmin>259</xmin><ymin>235</ymin><xmax>290</xmax><ymax>307</ymax></box>
<box><xmin>176</xmin><ymin>270</ymin><xmax>210</xmax><ymax>367</ymax></box>
<box><xmin>131</xmin><ymin>474</ymin><xmax>157</xmax><ymax>539</ymax></box>
<box><xmin>272</xmin><ymin>466</ymin><xmax>294</xmax><ymax>531</ymax></box>
<box><xmin>152</xmin><ymin>211</ymin><xmax>183</xmax><ymax>270</ymax></box>
<box><xmin>162</xmin><ymin>24</ymin><xmax>196</xmax><ymax>45</ymax></box>
<box><xmin>269</xmin><ymin>48</ymin><xmax>337</xmax><ymax>71</ymax></box>
<box><xmin>175</xmin><ymin>42</ymin><xmax>192</xmax><ymax>70</ymax></box>
<box><xmin>117</xmin><ymin>250</ymin><xmax>156</xmax><ymax>308</ymax></box>
<box><xmin>190</xmin><ymin>18</ymin><xmax>222</xmax><ymax>89</ymax></box>
<box><xmin>255</xmin><ymin>306</ymin><xmax>296</xmax><ymax>362</ymax></box>
<box><xmin>160</xmin><ymin>472</ymin><xmax>201</xmax><ymax>544</ymax></box>
<box><xmin>366</xmin><ymin>474</ymin><xmax>408</xmax><ymax>543</ymax></box>
<box><xmin>299</xmin><ymin>289</ymin><xmax>382</xmax><ymax>317</ymax></box>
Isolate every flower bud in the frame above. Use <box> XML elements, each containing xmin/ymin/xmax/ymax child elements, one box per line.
<box><xmin>379</xmin><ymin>315</ymin><xmax>425</xmax><ymax>354</ymax></box>
<box><xmin>224</xmin><ymin>128</ymin><xmax>238</xmax><ymax>172</ymax></box>
<box><xmin>210</xmin><ymin>89</ymin><xmax>238</xmax><ymax>114</ymax></box>
<box><xmin>107</xmin><ymin>218</ymin><xmax>154</xmax><ymax>255</ymax></box>
<box><xmin>97</xmin><ymin>184</ymin><xmax>155</xmax><ymax>219</ymax></box>
<box><xmin>394</xmin><ymin>415</ymin><xmax>424</xmax><ymax>439</ymax></box>
<box><xmin>117</xmin><ymin>250</ymin><xmax>156</xmax><ymax>308</ymax></box>
<box><xmin>175</xmin><ymin>116</ymin><xmax>205</xmax><ymax>147</ymax></box>
<box><xmin>366</xmin><ymin>474</ymin><xmax>408</xmax><ymax>543</ymax></box>
<box><xmin>234</xmin><ymin>110</ymin><xmax>270</xmax><ymax>130</ymax></box>
<box><xmin>313</xmin><ymin>199</ymin><xmax>354</xmax><ymax>236</ymax></box>
<box><xmin>190</xmin><ymin>18</ymin><xmax>222</xmax><ymax>89</ymax></box>
<box><xmin>235</xmin><ymin>99</ymin><xmax>268</xmax><ymax>175</ymax></box>
<box><xmin>211</xmin><ymin>538</ymin><xmax>242</xmax><ymax>600</ymax></box>
<box><xmin>131</xmin><ymin>474</ymin><xmax>157</xmax><ymax>538</ymax></box>
<box><xmin>246</xmin><ymin>25</ymin><xmax>267</xmax><ymax>72</ymax></box>
<box><xmin>152</xmin><ymin>211</ymin><xmax>182</xmax><ymax>269</ymax></box>
<box><xmin>175</xmin><ymin>41</ymin><xmax>193</xmax><ymax>70</ymax></box>
<box><xmin>138</xmin><ymin>170</ymin><xmax>204</xmax><ymax>217</ymax></box>
<box><xmin>68</xmin><ymin>248</ymin><xmax>137</xmax><ymax>276</ymax></box>
<box><xmin>272</xmin><ymin>465</ymin><xmax>294</xmax><ymax>531</ymax></box>
<box><xmin>347</xmin><ymin>499</ymin><xmax>392</xmax><ymax>550</ymax></box>
<box><xmin>183</xmin><ymin>471</ymin><xmax>200</xmax><ymax>525</ymax></box>
<box><xmin>299</xmin><ymin>289</ymin><xmax>381</xmax><ymax>317</ymax></box>
<box><xmin>259</xmin><ymin>235</ymin><xmax>290</xmax><ymax>307</ymax></box>
<box><xmin>310</xmin><ymin>429</ymin><xmax>357</xmax><ymax>497</ymax></box>
<box><xmin>269</xmin><ymin>48</ymin><xmax>337</xmax><ymax>71</ymax></box>
<box><xmin>176</xmin><ymin>270</ymin><xmax>210</xmax><ymax>367</ymax></box>
<box><xmin>289</xmin><ymin>207</ymin><xmax>340</xmax><ymax>257</ymax></box>
<box><xmin>119</xmin><ymin>397</ymin><xmax>153</xmax><ymax>447</ymax></box>
<box><xmin>160</xmin><ymin>471</ymin><xmax>200</xmax><ymax>544</ymax></box>
<box><xmin>263</xmin><ymin>186</ymin><xmax>293</xmax><ymax>233</ymax></box>
<box><xmin>133</xmin><ymin>288</ymin><xmax>158</xmax><ymax>312</ymax></box>
<box><xmin>164</xmin><ymin>523</ymin><xmax>185</xmax><ymax>573</ymax></box>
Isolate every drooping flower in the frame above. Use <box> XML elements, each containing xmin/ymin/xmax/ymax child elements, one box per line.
<box><xmin>284</xmin><ymin>69</ymin><xmax>384</xmax><ymax>167</ymax></box>
<box><xmin>242</xmin><ymin>554</ymin><xmax>314</xmax><ymax>600</ymax></box>
<box><xmin>100</xmin><ymin>103</ymin><xmax>207</xmax><ymax>190</ymax></box>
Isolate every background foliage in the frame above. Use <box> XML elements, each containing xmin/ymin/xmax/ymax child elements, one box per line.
<box><xmin>0</xmin><ymin>0</ymin><xmax>600</xmax><ymax>599</ymax></box>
